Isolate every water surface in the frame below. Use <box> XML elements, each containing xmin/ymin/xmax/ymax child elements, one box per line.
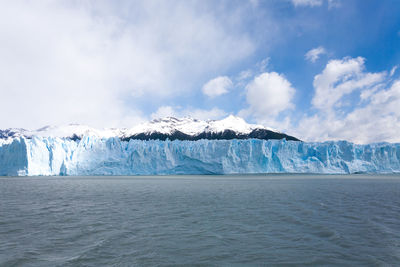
<box><xmin>1</xmin><ymin>175</ymin><xmax>400</xmax><ymax>266</ymax></box>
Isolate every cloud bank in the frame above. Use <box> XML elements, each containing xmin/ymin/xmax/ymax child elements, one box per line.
<box><xmin>0</xmin><ymin>1</ymin><xmax>254</xmax><ymax>129</ymax></box>
<box><xmin>295</xmin><ymin>57</ymin><xmax>400</xmax><ymax>143</ymax></box>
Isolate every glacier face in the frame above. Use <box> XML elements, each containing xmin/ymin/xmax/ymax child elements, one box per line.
<box><xmin>1</xmin><ymin>137</ymin><xmax>400</xmax><ymax>176</ymax></box>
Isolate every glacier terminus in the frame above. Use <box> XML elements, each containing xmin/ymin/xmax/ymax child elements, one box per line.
<box><xmin>1</xmin><ymin>116</ymin><xmax>399</xmax><ymax>176</ymax></box>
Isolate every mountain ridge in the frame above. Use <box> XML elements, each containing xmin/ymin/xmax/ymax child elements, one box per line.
<box><xmin>0</xmin><ymin>115</ymin><xmax>300</xmax><ymax>142</ymax></box>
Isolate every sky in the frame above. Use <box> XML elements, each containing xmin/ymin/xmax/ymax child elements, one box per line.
<box><xmin>1</xmin><ymin>0</ymin><xmax>400</xmax><ymax>144</ymax></box>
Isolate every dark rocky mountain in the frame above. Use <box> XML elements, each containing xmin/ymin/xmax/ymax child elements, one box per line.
<box><xmin>122</xmin><ymin>128</ymin><xmax>300</xmax><ymax>141</ymax></box>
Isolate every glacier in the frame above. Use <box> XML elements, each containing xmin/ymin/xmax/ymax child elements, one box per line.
<box><xmin>1</xmin><ymin>136</ymin><xmax>400</xmax><ymax>176</ymax></box>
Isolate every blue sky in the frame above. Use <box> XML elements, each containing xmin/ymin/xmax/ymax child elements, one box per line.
<box><xmin>1</xmin><ymin>0</ymin><xmax>399</xmax><ymax>143</ymax></box>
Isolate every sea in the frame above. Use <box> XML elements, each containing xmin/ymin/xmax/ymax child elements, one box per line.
<box><xmin>0</xmin><ymin>175</ymin><xmax>399</xmax><ymax>266</ymax></box>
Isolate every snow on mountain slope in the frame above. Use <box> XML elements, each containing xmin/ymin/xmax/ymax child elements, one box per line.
<box><xmin>0</xmin><ymin>128</ymin><xmax>27</xmax><ymax>139</ymax></box>
<box><xmin>123</xmin><ymin>117</ymin><xmax>208</xmax><ymax>136</ymax></box>
<box><xmin>121</xmin><ymin>115</ymin><xmax>298</xmax><ymax>141</ymax></box>
<box><xmin>26</xmin><ymin>124</ymin><xmax>124</xmax><ymax>139</ymax></box>
<box><xmin>0</xmin><ymin>115</ymin><xmax>296</xmax><ymax>141</ymax></box>
<box><xmin>0</xmin><ymin>124</ymin><xmax>123</xmax><ymax>140</ymax></box>
<box><xmin>206</xmin><ymin>115</ymin><xmax>276</xmax><ymax>134</ymax></box>
<box><xmin>122</xmin><ymin>115</ymin><xmax>267</xmax><ymax>136</ymax></box>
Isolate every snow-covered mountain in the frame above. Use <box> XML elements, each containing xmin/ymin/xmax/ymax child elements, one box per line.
<box><xmin>0</xmin><ymin>115</ymin><xmax>300</xmax><ymax>141</ymax></box>
<box><xmin>122</xmin><ymin>115</ymin><xmax>299</xmax><ymax>141</ymax></box>
<box><xmin>31</xmin><ymin>124</ymin><xmax>125</xmax><ymax>139</ymax></box>
<box><xmin>0</xmin><ymin>124</ymin><xmax>123</xmax><ymax>140</ymax></box>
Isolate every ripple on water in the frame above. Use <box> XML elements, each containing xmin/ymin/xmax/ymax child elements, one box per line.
<box><xmin>0</xmin><ymin>175</ymin><xmax>399</xmax><ymax>266</ymax></box>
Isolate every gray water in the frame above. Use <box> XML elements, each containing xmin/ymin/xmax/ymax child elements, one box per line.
<box><xmin>0</xmin><ymin>175</ymin><xmax>400</xmax><ymax>266</ymax></box>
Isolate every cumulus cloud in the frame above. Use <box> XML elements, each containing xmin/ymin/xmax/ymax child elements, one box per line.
<box><xmin>0</xmin><ymin>1</ymin><xmax>254</xmax><ymax>129</ymax></box>
<box><xmin>202</xmin><ymin>76</ymin><xmax>233</xmax><ymax>98</ymax></box>
<box><xmin>151</xmin><ymin>106</ymin><xmax>227</xmax><ymax>121</ymax></box>
<box><xmin>296</xmin><ymin>81</ymin><xmax>400</xmax><ymax>143</ymax></box>
<box><xmin>294</xmin><ymin>56</ymin><xmax>400</xmax><ymax>144</ymax></box>
<box><xmin>241</xmin><ymin>72</ymin><xmax>295</xmax><ymax>122</ymax></box>
<box><xmin>312</xmin><ymin>57</ymin><xmax>385</xmax><ymax>112</ymax></box>
<box><xmin>305</xmin><ymin>46</ymin><xmax>326</xmax><ymax>62</ymax></box>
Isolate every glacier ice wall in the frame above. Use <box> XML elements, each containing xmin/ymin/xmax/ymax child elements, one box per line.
<box><xmin>1</xmin><ymin>136</ymin><xmax>400</xmax><ymax>176</ymax></box>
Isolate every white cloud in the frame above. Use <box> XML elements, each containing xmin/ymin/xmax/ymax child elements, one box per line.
<box><xmin>312</xmin><ymin>57</ymin><xmax>385</xmax><ymax>112</ymax></box>
<box><xmin>292</xmin><ymin>0</ymin><xmax>323</xmax><ymax>7</ymax></box>
<box><xmin>0</xmin><ymin>1</ymin><xmax>254</xmax><ymax>129</ymax></box>
<box><xmin>150</xmin><ymin>106</ymin><xmax>177</xmax><ymax>119</ymax></box>
<box><xmin>202</xmin><ymin>76</ymin><xmax>233</xmax><ymax>98</ymax></box>
<box><xmin>359</xmin><ymin>84</ymin><xmax>382</xmax><ymax>101</ymax></box>
<box><xmin>341</xmin><ymin>81</ymin><xmax>400</xmax><ymax>143</ymax></box>
<box><xmin>293</xmin><ymin>56</ymin><xmax>400</xmax><ymax>144</ymax></box>
<box><xmin>292</xmin><ymin>0</ymin><xmax>340</xmax><ymax>8</ymax></box>
<box><xmin>237</xmin><ymin>70</ymin><xmax>253</xmax><ymax>81</ymax></box>
<box><xmin>243</xmin><ymin>72</ymin><xmax>295</xmax><ymax>120</ymax></box>
<box><xmin>189</xmin><ymin>108</ymin><xmax>228</xmax><ymax>120</ymax></box>
<box><xmin>258</xmin><ymin>57</ymin><xmax>270</xmax><ymax>72</ymax></box>
<box><xmin>305</xmin><ymin>46</ymin><xmax>326</xmax><ymax>62</ymax></box>
<box><xmin>390</xmin><ymin>65</ymin><xmax>398</xmax><ymax>77</ymax></box>
<box><xmin>151</xmin><ymin>106</ymin><xmax>227</xmax><ymax>121</ymax></box>
<box><xmin>296</xmin><ymin>81</ymin><xmax>400</xmax><ymax>143</ymax></box>
<box><xmin>328</xmin><ymin>0</ymin><xmax>341</xmax><ymax>8</ymax></box>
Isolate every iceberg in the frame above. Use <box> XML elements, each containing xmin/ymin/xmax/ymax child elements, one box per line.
<box><xmin>1</xmin><ymin>136</ymin><xmax>400</xmax><ymax>176</ymax></box>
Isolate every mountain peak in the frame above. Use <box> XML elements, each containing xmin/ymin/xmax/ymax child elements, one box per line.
<box><xmin>0</xmin><ymin>116</ymin><xmax>299</xmax><ymax>141</ymax></box>
<box><xmin>122</xmin><ymin>115</ymin><xmax>298</xmax><ymax>141</ymax></box>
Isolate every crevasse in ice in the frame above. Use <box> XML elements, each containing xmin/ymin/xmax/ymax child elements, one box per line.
<box><xmin>0</xmin><ymin>136</ymin><xmax>399</xmax><ymax>176</ymax></box>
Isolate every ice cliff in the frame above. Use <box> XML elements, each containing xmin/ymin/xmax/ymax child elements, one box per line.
<box><xmin>1</xmin><ymin>136</ymin><xmax>399</xmax><ymax>176</ymax></box>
